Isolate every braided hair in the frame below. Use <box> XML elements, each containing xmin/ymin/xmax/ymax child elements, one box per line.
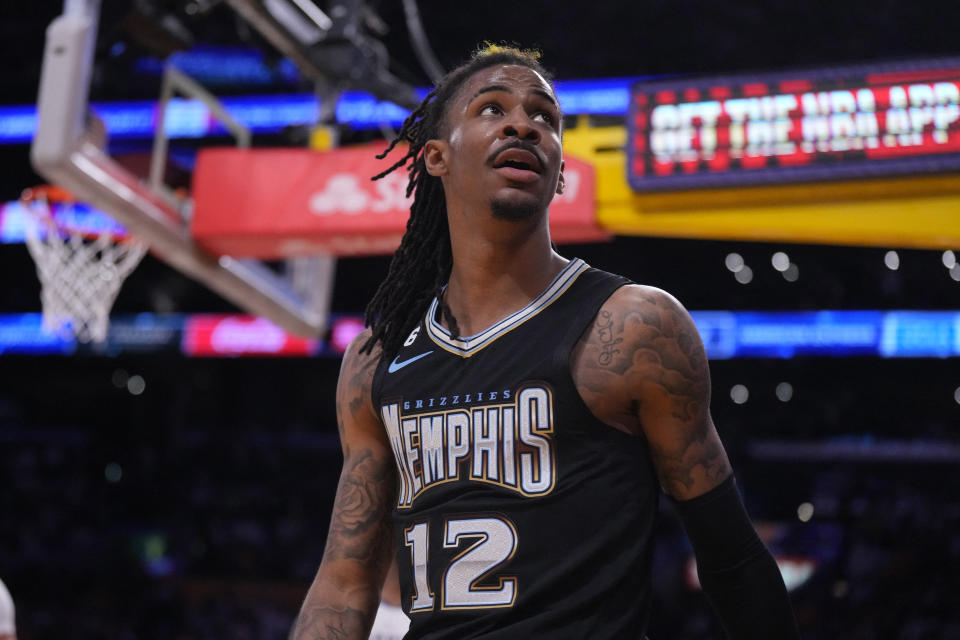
<box><xmin>360</xmin><ymin>45</ymin><xmax>555</xmax><ymax>356</ymax></box>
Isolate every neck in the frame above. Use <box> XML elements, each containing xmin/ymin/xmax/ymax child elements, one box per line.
<box><xmin>442</xmin><ymin>207</ymin><xmax>567</xmax><ymax>337</ymax></box>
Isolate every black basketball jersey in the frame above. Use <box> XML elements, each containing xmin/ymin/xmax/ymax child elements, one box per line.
<box><xmin>371</xmin><ymin>259</ymin><xmax>660</xmax><ymax>639</ymax></box>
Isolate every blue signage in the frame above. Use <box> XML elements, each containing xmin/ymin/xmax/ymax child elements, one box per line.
<box><xmin>0</xmin><ymin>311</ymin><xmax>956</xmax><ymax>358</ymax></box>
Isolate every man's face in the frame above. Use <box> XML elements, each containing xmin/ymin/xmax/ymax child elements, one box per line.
<box><xmin>427</xmin><ymin>64</ymin><xmax>564</xmax><ymax>222</ymax></box>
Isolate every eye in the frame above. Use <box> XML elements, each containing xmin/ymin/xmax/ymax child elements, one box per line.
<box><xmin>533</xmin><ymin>111</ymin><xmax>555</xmax><ymax>126</ymax></box>
<box><xmin>479</xmin><ymin>103</ymin><xmax>504</xmax><ymax>116</ymax></box>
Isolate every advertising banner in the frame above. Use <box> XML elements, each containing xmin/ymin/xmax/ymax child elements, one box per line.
<box><xmin>192</xmin><ymin>143</ymin><xmax>604</xmax><ymax>258</ymax></box>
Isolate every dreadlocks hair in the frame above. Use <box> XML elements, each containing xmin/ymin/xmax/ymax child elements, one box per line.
<box><xmin>359</xmin><ymin>44</ymin><xmax>556</xmax><ymax>357</ymax></box>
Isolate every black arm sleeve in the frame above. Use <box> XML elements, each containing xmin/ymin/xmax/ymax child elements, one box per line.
<box><xmin>671</xmin><ymin>476</ymin><xmax>801</xmax><ymax>640</ymax></box>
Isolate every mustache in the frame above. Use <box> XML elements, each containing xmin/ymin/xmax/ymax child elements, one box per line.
<box><xmin>487</xmin><ymin>140</ymin><xmax>545</xmax><ymax>168</ymax></box>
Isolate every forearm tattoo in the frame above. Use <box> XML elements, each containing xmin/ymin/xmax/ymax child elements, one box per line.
<box><xmin>290</xmin><ymin>342</ymin><xmax>396</xmax><ymax>640</ymax></box>
<box><xmin>289</xmin><ymin>605</ymin><xmax>368</xmax><ymax>640</ymax></box>
<box><xmin>323</xmin><ymin>448</ymin><xmax>395</xmax><ymax>564</ymax></box>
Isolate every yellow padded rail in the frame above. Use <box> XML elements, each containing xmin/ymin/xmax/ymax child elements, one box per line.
<box><xmin>562</xmin><ymin>120</ymin><xmax>960</xmax><ymax>249</ymax></box>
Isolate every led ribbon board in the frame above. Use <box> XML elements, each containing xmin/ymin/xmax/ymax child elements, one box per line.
<box><xmin>2</xmin><ymin>311</ymin><xmax>957</xmax><ymax>358</ymax></box>
<box><xmin>627</xmin><ymin>59</ymin><xmax>960</xmax><ymax>190</ymax></box>
<box><xmin>0</xmin><ymin>78</ymin><xmax>635</xmax><ymax>144</ymax></box>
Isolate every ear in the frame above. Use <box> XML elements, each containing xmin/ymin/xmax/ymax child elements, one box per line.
<box><xmin>556</xmin><ymin>160</ymin><xmax>566</xmax><ymax>195</ymax></box>
<box><xmin>424</xmin><ymin>139</ymin><xmax>449</xmax><ymax>177</ymax></box>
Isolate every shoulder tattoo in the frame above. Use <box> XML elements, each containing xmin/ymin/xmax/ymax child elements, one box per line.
<box><xmin>595</xmin><ymin>310</ymin><xmax>623</xmax><ymax>366</ymax></box>
<box><xmin>574</xmin><ymin>287</ymin><xmax>730</xmax><ymax>496</ymax></box>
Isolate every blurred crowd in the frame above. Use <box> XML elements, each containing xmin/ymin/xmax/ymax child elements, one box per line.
<box><xmin>0</xmin><ymin>344</ymin><xmax>957</xmax><ymax>639</ymax></box>
<box><xmin>2</xmin><ymin>402</ymin><xmax>959</xmax><ymax>639</ymax></box>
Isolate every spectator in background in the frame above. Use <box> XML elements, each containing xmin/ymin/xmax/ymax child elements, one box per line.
<box><xmin>0</xmin><ymin>577</ymin><xmax>15</xmax><ymax>640</ymax></box>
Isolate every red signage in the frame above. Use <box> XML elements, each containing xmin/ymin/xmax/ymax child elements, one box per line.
<box><xmin>627</xmin><ymin>59</ymin><xmax>960</xmax><ymax>190</ymax></box>
<box><xmin>182</xmin><ymin>314</ymin><xmax>320</xmax><ymax>356</ymax></box>
<box><xmin>328</xmin><ymin>315</ymin><xmax>366</xmax><ymax>354</ymax></box>
<box><xmin>192</xmin><ymin>143</ymin><xmax>604</xmax><ymax>258</ymax></box>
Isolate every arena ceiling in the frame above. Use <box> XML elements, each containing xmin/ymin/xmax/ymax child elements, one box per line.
<box><xmin>3</xmin><ymin>0</ymin><xmax>959</xmax><ymax>103</ymax></box>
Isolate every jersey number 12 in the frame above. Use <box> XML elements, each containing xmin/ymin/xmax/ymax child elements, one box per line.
<box><xmin>403</xmin><ymin>515</ymin><xmax>518</xmax><ymax>611</ymax></box>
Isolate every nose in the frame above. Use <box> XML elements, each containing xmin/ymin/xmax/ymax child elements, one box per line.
<box><xmin>500</xmin><ymin>107</ymin><xmax>540</xmax><ymax>143</ymax></box>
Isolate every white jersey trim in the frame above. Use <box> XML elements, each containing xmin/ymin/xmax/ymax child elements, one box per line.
<box><xmin>424</xmin><ymin>258</ymin><xmax>589</xmax><ymax>357</ymax></box>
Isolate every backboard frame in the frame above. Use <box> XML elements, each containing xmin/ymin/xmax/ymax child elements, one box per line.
<box><xmin>30</xmin><ymin>0</ymin><xmax>329</xmax><ymax>337</ymax></box>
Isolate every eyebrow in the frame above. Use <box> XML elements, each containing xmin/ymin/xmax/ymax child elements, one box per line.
<box><xmin>471</xmin><ymin>84</ymin><xmax>559</xmax><ymax>108</ymax></box>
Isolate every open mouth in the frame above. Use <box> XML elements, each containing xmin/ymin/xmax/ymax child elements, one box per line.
<box><xmin>498</xmin><ymin>159</ymin><xmax>535</xmax><ymax>171</ymax></box>
<box><xmin>492</xmin><ymin>147</ymin><xmax>543</xmax><ymax>174</ymax></box>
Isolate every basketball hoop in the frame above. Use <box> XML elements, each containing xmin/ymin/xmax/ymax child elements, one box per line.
<box><xmin>20</xmin><ymin>185</ymin><xmax>148</xmax><ymax>343</ymax></box>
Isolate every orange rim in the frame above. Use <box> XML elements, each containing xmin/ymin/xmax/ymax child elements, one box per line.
<box><xmin>20</xmin><ymin>185</ymin><xmax>78</xmax><ymax>204</ymax></box>
<box><xmin>19</xmin><ymin>185</ymin><xmax>142</xmax><ymax>245</ymax></box>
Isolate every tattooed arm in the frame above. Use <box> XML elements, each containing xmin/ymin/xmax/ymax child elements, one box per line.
<box><xmin>290</xmin><ymin>329</ymin><xmax>397</xmax><ymax>640</ymax></box>
<box><xmin>573</xmin><ymin>286</ymin><xmax>799</xmax><ymax>638</ymax></box>
<box><xmin>572</xmin><ymin>284</ymin><xmax>730</xmax><ymax>499</ymax></box>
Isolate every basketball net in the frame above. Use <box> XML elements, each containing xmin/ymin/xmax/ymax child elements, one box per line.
<box><xmin>20</xmin><ymin>186</ymin><xmax>148</xmax><ymax>343</ymax></box>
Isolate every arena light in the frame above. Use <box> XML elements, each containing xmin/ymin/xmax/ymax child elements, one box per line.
<box><xmin>1</xmin><ymin>311</ymin><xmax>958</xmax><ymax>358</ymax></box>
<box><xmin>0</xmin><ymin>199</ymin><xmax>128</xmax><ymax>243</ymax></box>
<box><xmin>627</xmin><ymin>58</ymin><xmax>960</xmax><ymax>190</ymax></box>
<box><xmin>130</xmin><ymin>46</ymin><xmax>636</xmax><ymax>112</ymax></box>
<box><xmin>771</xmin><ymin>252</ymin><xmax>790</xmax><ymax>272</ymax></box>
<box><xmin>127</xmin><ymin>375</ymin><xmax>147</xmax><ymax>396</ymax></box>
<box><xmin>132</xmin><ymin>46</ymin><xmax>301</xmax><ymax>86</ymax></box>
<box><xmin>775</xmin><ymin>382</ymin><xmax>794</xmax><ymax>402</ymax></box>
<box><xmin>0</xmin><ymin>313</ymin><xmax>76</xmax><ymax>355</ymax></box>
<box><xmin>0</xmin><ymin>77</ymin><xmax>638</xmax><ymax>144</ymax></box>
<box><xmin>111</xmin><ymin>369</ymin><xmax>130</xmax><ymax>389</ymax></box>
<box><xmin>104</xmin><ymin>462</ymin><xmax>123</xmax><ymax>483</ymax></box>
<box><xmin>724</xmin><ymin>252</ymin><xmax>745</xmax><ymax>272</ymax></box>
<box><xmin>730</xmin><ymin>384</ymin><xmax>750</xmax><ymax>404</ymax></box>
<box><xmin>884</xmin><ymin>250</ymin><xmax>900</xmax><ymax>270</ymax></box>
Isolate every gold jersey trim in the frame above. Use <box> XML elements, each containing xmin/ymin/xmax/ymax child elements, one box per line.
<box><xmin>424</xmin><ymin>258</ymin><xmax>590</xmax><ymax>357</ymax></box>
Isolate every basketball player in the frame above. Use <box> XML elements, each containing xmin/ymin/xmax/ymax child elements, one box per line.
<box><xmin>291</xmin><ymin>46</ymin><xmax>800</xmax><ymax>639</ymax></box>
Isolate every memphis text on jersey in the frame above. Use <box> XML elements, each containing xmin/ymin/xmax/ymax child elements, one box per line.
<box><xmin>380</xmin><ymin>384</ymin><xmax>556</xmax><ymax>508</ymax></box>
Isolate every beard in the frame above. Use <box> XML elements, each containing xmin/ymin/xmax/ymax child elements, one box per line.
<box><xmin>490</xmin><ymin>195</ymin><xmax>539</xmax><ymax>221</ymax></box>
